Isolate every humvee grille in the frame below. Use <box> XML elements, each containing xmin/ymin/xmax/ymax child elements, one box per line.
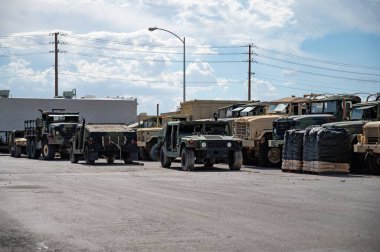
<box><xmin>234</xmin><ymin>122</ymin><xmax>248</xmax><ymax>138</ymax></box>
<box><xmin>62</xmin><ymin>127</ymin><xmax>76</xmax><ymax>139</ymax></box>
<box><xmin>367</xmin><ymin>137</ymin><xmax>379</xmax><ymax>144</ymax></box>
<box><xmin>207</xmin><ymin>141</ymin><xmax>227</xmax><ymax>149</ymax></box>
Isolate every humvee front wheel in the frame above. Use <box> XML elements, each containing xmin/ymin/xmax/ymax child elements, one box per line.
<box><xmin>84</xmin><ymin>146</ymin><xmax>95</xmax><ymax>165</ymax></box>
<box><xmin>30</xmin><ymin>140</ymin><xmax>40</xmax><ymax>159</ymax></box>
<box><xmin>181</xmin><ymin>148</ymin><xmax>195</xmax><ymax>171</ymax></box>
<box><xmin>365</xmin><ymin>153</ymin><xmax>380</xmax><ymax>175</ymax></box>
<box><xmin>42</xmin><ymin>141</ymin><xmax>55</xmax><ymax>160</ymax></box>
<box><xmin>229</xmin><ymin>150</ymin><xmax>242</xmax><ymax>171</ymax></box>
<box><xmin>160</xmin><ymin>146</ymin><xmax>171</xmax><ymax>168</ymax></box>
<box><xmin>267</xmin><ymin>147</ymin><xmax>282</xmax><ymax>167</ymax></box>
<box><xmin>14</xmin><ymin>146</ymin><xmax>21</xmax><ymax>158</ymax></box>
<box><xmin>149</xmin><ymin>143</ymin><xmax>159</xmax><ymax>161</ymax></box>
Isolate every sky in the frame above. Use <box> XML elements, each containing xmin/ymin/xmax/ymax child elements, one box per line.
<box><xmin>0</xmin><ymin>0</ymin><xmax>379</xmax><ymax>115</ymax></box>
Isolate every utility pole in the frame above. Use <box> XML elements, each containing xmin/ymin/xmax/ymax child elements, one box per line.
<box><xmin>54</xmin><ymin>32</ymin><xmax>59</xmax><ymax>97</ymax></box>
<box><xmin>248</xmin><ymin>44</ymin><xmax>252</xmax><ymax>101</ymax></box>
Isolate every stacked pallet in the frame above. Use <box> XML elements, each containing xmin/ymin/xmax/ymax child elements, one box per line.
<box><xmin>302</xmin><ymin>126</ymin><xmax>351</xmax><ymax>174</ymax></box>
<box><xmin>282</xmin><ymin>129</ymin><xmax>305</xmax><ymax>172</ymax></box>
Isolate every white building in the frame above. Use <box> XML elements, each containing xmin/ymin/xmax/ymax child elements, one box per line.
<box><xmin>0</xmin><ymin>94</ymin><xmax>137</xmax><ymax>131</ymax></box>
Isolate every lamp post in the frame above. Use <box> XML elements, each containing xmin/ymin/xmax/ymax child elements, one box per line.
<box><xmin>149</xmin><ymin>27</ymin><xmax>186</xmax><ymax>102</ymax></box>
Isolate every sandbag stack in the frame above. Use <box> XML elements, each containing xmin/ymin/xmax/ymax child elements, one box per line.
<box><xmin>282</xmin><ymin>129</ymin><xmax>305</xmax><ymax>172</ymax></box>
<box><xmin>302</xmin><ymin>126</ymin><xmax>351</xmax><ymax>174</ymax></box>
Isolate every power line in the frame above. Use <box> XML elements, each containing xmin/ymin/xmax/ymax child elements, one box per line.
<box><xmin>256</xmin><ymin>61</ymin><xmax>380</xmax><ymax>83</ymax></box>
<box><xmin>254</xmin><ymin>45</ymin><xmax>380</xmax><ymax>70</ymax></box>
<box><xmin>0</xmin><ymin>52</ymin><xmax>50</xmax><ymax>57</ymax></box>
<box><xmin>256</xmin><ymin>54</ymin><xmax>380</xmax><ymax>77</ymax></box>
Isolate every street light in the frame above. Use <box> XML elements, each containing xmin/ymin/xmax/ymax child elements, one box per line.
<box><xmin>149</xmin><ymin>27</ymin><xmax>186</xmax><ymax>102</ymax></box>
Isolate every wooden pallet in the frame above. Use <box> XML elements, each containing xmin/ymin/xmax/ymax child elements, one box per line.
<box><xmin>282</xmin><ymin>159</ymin><xmax>303</xmax><ymax>172</ymax></box>
<box><xmin>302</xmin><ymin>161</ymin><xmax>349</xmax><ymax>174</ymax></box>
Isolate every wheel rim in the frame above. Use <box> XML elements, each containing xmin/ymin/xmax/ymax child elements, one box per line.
<box><xmin>43</xmin><ymin>144</ymin><xmax>49</xmax><ymax>156</ymax></box>
<box><xmin>268</xmin><ymin>148</ymin><xmax>281</xmax><ymax>164</ymax></box>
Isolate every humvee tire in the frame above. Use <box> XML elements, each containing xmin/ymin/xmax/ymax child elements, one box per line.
<box><xmin>160</xmin><ymin>146</ymin><xmax>171</xmax><ymax>168</ymax></box>
<box><xmin>69</xmin><ymin>147</ymin><xmax>79</xmax><ymax>163</ymax></box>
<box><xmin>181</xmin><ymin>148</ymin><xmax>195</xmax><ymax>171</ymax></box>
<box><xmin>229</xmin><ymin>150</ymin><xmax>242</xmax><ymax>170</ymax></box>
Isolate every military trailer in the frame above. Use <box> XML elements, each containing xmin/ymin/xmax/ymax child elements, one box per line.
<box><xmin>160</xmin><ymin>121</ymin><xmax>243</xmax><ymax>171</ymax></box>
<box><xmin>354</xmin><ymin>121</ymin><xmax>380</xmax><ymax>174</ymax></box>
<box><xmin>69</xmin><ymin>120</ymin><xmax>138</xmax><ymax>165</ymax></box>
<box><xmin>8</xmin><ymin>130</ymin><xmax>27</xmax><ymax>158</ymax></box>
<box><xmin>24</xmin><ymin>109</ymin><xmax>80</xmax><ymax>160</ymax></box>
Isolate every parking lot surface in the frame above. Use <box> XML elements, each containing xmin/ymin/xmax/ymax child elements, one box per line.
<box><xmin>0</xmin><ymin>154</ymin><xmax>379</xmax><ymax>251</ymax></box>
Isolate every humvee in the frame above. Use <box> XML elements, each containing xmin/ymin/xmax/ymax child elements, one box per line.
<box><xmin>69</xmin><ymin>120</ymin><xmax>138</xmax><ymax>165</ymax></box>
<box><xmin>9</xmin><ymin>130</ymin><xmax>27</xmax><ymax>158</ymax></box>
<box><xmin>160</xmin><ymin>121</ymin><xmax>242</xmax><ymax>171</ymax></box>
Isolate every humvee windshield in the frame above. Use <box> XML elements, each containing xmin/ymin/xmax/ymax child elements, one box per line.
<box><xmin>311</xmin><ymin>101</ymin><xmax>337</xmax><ymax>114</ymax></box>
<box><xmin>180</xmin><ymin>123</ymin><xmax>230</xmax><ymax>135</ymax></box>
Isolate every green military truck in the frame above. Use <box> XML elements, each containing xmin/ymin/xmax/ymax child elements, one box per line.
<box><xmin>160</xmin><ymin>121</ymin><xmax>243</xmax><ymax>171</ymax></box>
<box><xmin>24</xmin><ymin>109</ymin><xmax>80</xmax><ymax>160</ymax></box>
<box><xmin>69</xmin><ymin>120</ymin><xmax>138</xmax><ymax>165</ymax></box>
<box><xmin>9</xmin><ymin>130</ymin><xmax>27</xmax><ymax>158</ymax></box>
<box><xmin>354</xmin><ymin>121</ymin><xmax>380</xmax><ymax>174</ymax></box>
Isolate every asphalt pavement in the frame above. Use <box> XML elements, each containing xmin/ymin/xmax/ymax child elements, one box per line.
<box><xmin>0</xmin><ymin>154</ymin><xmax>379</xmax><ymax>251</ymax></box>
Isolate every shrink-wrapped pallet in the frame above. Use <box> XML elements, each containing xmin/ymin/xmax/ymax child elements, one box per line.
<box><xmin>282</xmin><ymin>129</ymin><xmax>305</xmax><ymax>172</ymax></box>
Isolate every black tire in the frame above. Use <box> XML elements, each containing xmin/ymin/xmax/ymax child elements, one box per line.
<box><xmin>365</xmin><ymin>153</ymin><xmax>380</xmax><ymax>175</ymax></box>
<box><xmin>69</xmin><ymin>146</ymin><xmax>79</xmax><ymax>163</ymax></box>
<box><xmin>26</xmin><ymin>140</ymin><xmax>31</xmax><ymax>159</ymax></box>
<box><xmin>203</xmin><ymin>158</ymin><xmax>215</xmax><ymax>168</ymax></box>
<box><xmin>42</xmin><ymin>141</ymin><xmax>55</xmax><ymax>160</ymax></box>
<box><xmin>229</xmin><ymin>150</ymin><xmax>242</xmax><ymax>170</ymax></box>
<box><xmin>149</xmin><ymin>143</ymin><xmax>159</xmax><ymax>161</ymax></box>
<box><xmin>105</xmin><ymin>155</ymin><xmax>115</xmax><ymax>164</ymax></box>
<box><xmin>14</xmin><ymin>146</ymin><xmax>21</xmax><ymax>158</ymax></box>
<box><xmin>160</xmin><ymin>146</ymin><xmax>172</xmax><ymax>168</ymax></box>
<box><xmin>139</xmin><ymin>148</ymin><xmax>148</xmax><ymax>160</ymax></box>
<box><xmin>84</xmin><ymin>146</ymin><xmax>95</xmax><ymax>165</ymax></box>
<box><xmin>267</xmin><ymin>147</ymin><xmax>282</xmax><ymax>167</ymax></box>
<box><xmin>258</xmin><ymin>142</ymin><xmax>281</xmax><ymax>167</ymax></box>
<box><xmin>181</xmin><ymin>148</ymin><xmax>195</xmax><ymax>171</ymax></box>
<box><xmin>10</xmin><ymin>145</ymin><xmax>15</xmax><ymax>157</ymax></box>
<box><xmin>30</xmin><ymin>140</ymin><xmax>40</xmax><ymax>159</ymax></box>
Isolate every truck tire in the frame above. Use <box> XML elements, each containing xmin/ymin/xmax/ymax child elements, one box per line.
<box><xmin>181</xmin><ymin>148</ymin><xmax>195</xmax><ymax>171</ymax></box>
<box><xmin>69</xmin><ymin>146</ymin><xmax>79</xmax><ymax>163</ymax></box>
<box><xmin>105</xmin><ymin>155</ymin><xmax>115</xmax><ymax>164</ymax></box>
<box><xmin>42</xmin><ymin>141</ymin><xmax>55</xmax><ymax>160</ymax></box>
<box><xmin>30</xmin><ymin>140</ymin><xmax>40</xmax><ymax>159</ymax></box>
<box><xmin>229</xmin><ymin>150</ymin><xmax>242</xmax><ymax>171</ymax></box>
<box><xmin>267</xmin><ymin>147</ymin><xmax>282</xmax><ymax>167</ymax></box>
<box><xmin>84</xmin><ymin>146</ymin><xmax>95</xmax><ymax>165</ymax></box>
<box><xmin>14</xmin><ymin>146</ymin><xmax>21</xmax><ymax>158</ymax></box>
<box><xmin>365</xmin><ymin>153</ymin><xmax>380</xmax><ymax>175</ymax></box>
<box><xmin>26</xmin><ymin>140</ymin><xmax>31</xmax><ymax>159</ymax></box>
<box><xmin>149</xmin><ymin>143</ymin><xmax>159</xmax><ymax>161</ymax></box>
<box><xmin>203</xmin><ymin>158</ymin><xmax>215</xmax><ymax>168</ymax></box>
<box><xmin>139</xmin><ymin>148</ymin><xmax>148</xmax><ymax>160</ymax></box>
<box><xmin>160</xmin><ymin>146</ymin><xmax>172</xmax><ymax>168</ymax></box>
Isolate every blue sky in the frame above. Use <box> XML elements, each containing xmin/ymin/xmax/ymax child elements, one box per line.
<box><xmin>0</xmin><ymin>0</ymin><xmax>379</xmax><ymax>114</ymax></box>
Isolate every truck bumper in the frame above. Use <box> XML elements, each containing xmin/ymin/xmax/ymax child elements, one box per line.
<box><xmin>354</xmin><ymin>144</ymin><xmax>380</xmax><ymax>154</ymax></box>
<box><xmin>268</xmin><ymin>140</ymin><xmax>284</xmax><ymax>148</ymax></box>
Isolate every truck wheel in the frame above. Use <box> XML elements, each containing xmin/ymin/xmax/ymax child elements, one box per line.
<box><xmin>139</xmin><ymin>148</ymin><xmax>148</xmax><ymax>160</ymax></box>
<box><xmin>160</xmin><ymin>146</ymin><xmax>172</xmax><ymax>168</ymax></box>
<box><xmin>10</xmin><ymin>145</ymin><xmax>15</xmax><ymax>157</ymax></box>
<box><xmin>84</xmin><ymin>146</ymin><xmax>95</xmax><ymax>165</ymax></box>
<box><xmin>181</xmin><ymin>148</ymin><xmax>195</xmax><ymax>171</ymax></box>
<box><xmin>69</xmin><ymin>146</ymin><xmax>79</xmax><ymax>163</ymax></box>
<box><xmin>229</xmin><ymin>150</ymin><xmax>242</xmax><ymax>171</ymax></box>
<box><xmin>365</xmin><ymin>153</ymin><xmax>380</xmax><ymax>175</ymax></box>
<box><xmin>149</xmin><ymin>143</ymin><xmax>159</xmax><ymax>161</ymax></box>
<box><xmin>26</xmin><ymin>141</ymin><xmax>31</xmax><ymax>159</ymax></box>
<box><xmin>42</xmin><ymin>141</ymin><xmax>55</xmax><ymax>160</ymax></box>
<box><xmin>203</xmin><ymin>158</ymin><xmax>215</xmax><ymax>168</ymax></box>
<box><xmin>267</xmin><ymin>147</ymin><xmax>282</xmax><ymax>167</ymax></box>
<box><xmin>258</xmin><ymin>142</ymin><xmax>280</xmax><ymax>167</ymax></box>
<box><xmin>30</xmin><ymin>140</ymin><xmax>40</xmax><ymax>159</ymax></box>
<box><xmin>14</xmin><ymin>146</ymin><xmax>21</xmax><ymax>158</ymax></box>
<box><xmin>105</xmin><ymin>155</ymin><xmax>115</xmax><ymax>164</ymax></box>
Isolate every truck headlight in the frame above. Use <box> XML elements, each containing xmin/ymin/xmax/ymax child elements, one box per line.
<box><xmin>201</xmin><ymin>142</ymin><xmax>207</xmax><ymax>148</ymax></box>
<box><xmin>246</xmin><ymin>128</ymin><xmax>250</xmax><ymax>135</ymax></box>
<box><xmin>55</xmin><ymin>130</ymin><xmax>60</xmax><ymax>135</ymax></box>
<box><xmin>227</xmin><ymin>142</ymin><xmax>232</xmax><ymax>148</ymax></box>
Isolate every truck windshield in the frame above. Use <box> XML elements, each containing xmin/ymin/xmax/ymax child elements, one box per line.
<box><xmin>48</xmin><ymin>115</ymin><xmax>79</xmax><ymax>123</ymax></box>
<box><xmin>311</xmin><ymin>102</ymin><xmax>323</xmax><ymax>113</ymax></box>
<box><xmin>324</xmin><ymin>101</ymin><xmax>338</xmax><ymax>113</ymax></box>
<box><xmin>205</xmin><ymin>124</ymin><xmax>230</xmax><ymax>135</ymax></box>
<box><xmin>350</xmin><ymin>108</ymin><xmax>363</xmax><ymax>120</ymax></box>
<box><xmin>267</xmin><ymin>104</ymin><xmax>277</xmax><ymax>113</ymax></box>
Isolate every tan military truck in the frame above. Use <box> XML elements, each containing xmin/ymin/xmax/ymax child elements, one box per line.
<box><xmin>232</xmin><ymin>96</ymin><xmax>308</xmax><ymax>166</ymax></box>
<box><xmin>354</xmin><ymin>121</ymin><xmax>380</xmax><ymax>174</ymax></box>
<box><xmin>9</xmin><ymin>130</ymin><xmax>27</xmax><ymax>158</ymax></box>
